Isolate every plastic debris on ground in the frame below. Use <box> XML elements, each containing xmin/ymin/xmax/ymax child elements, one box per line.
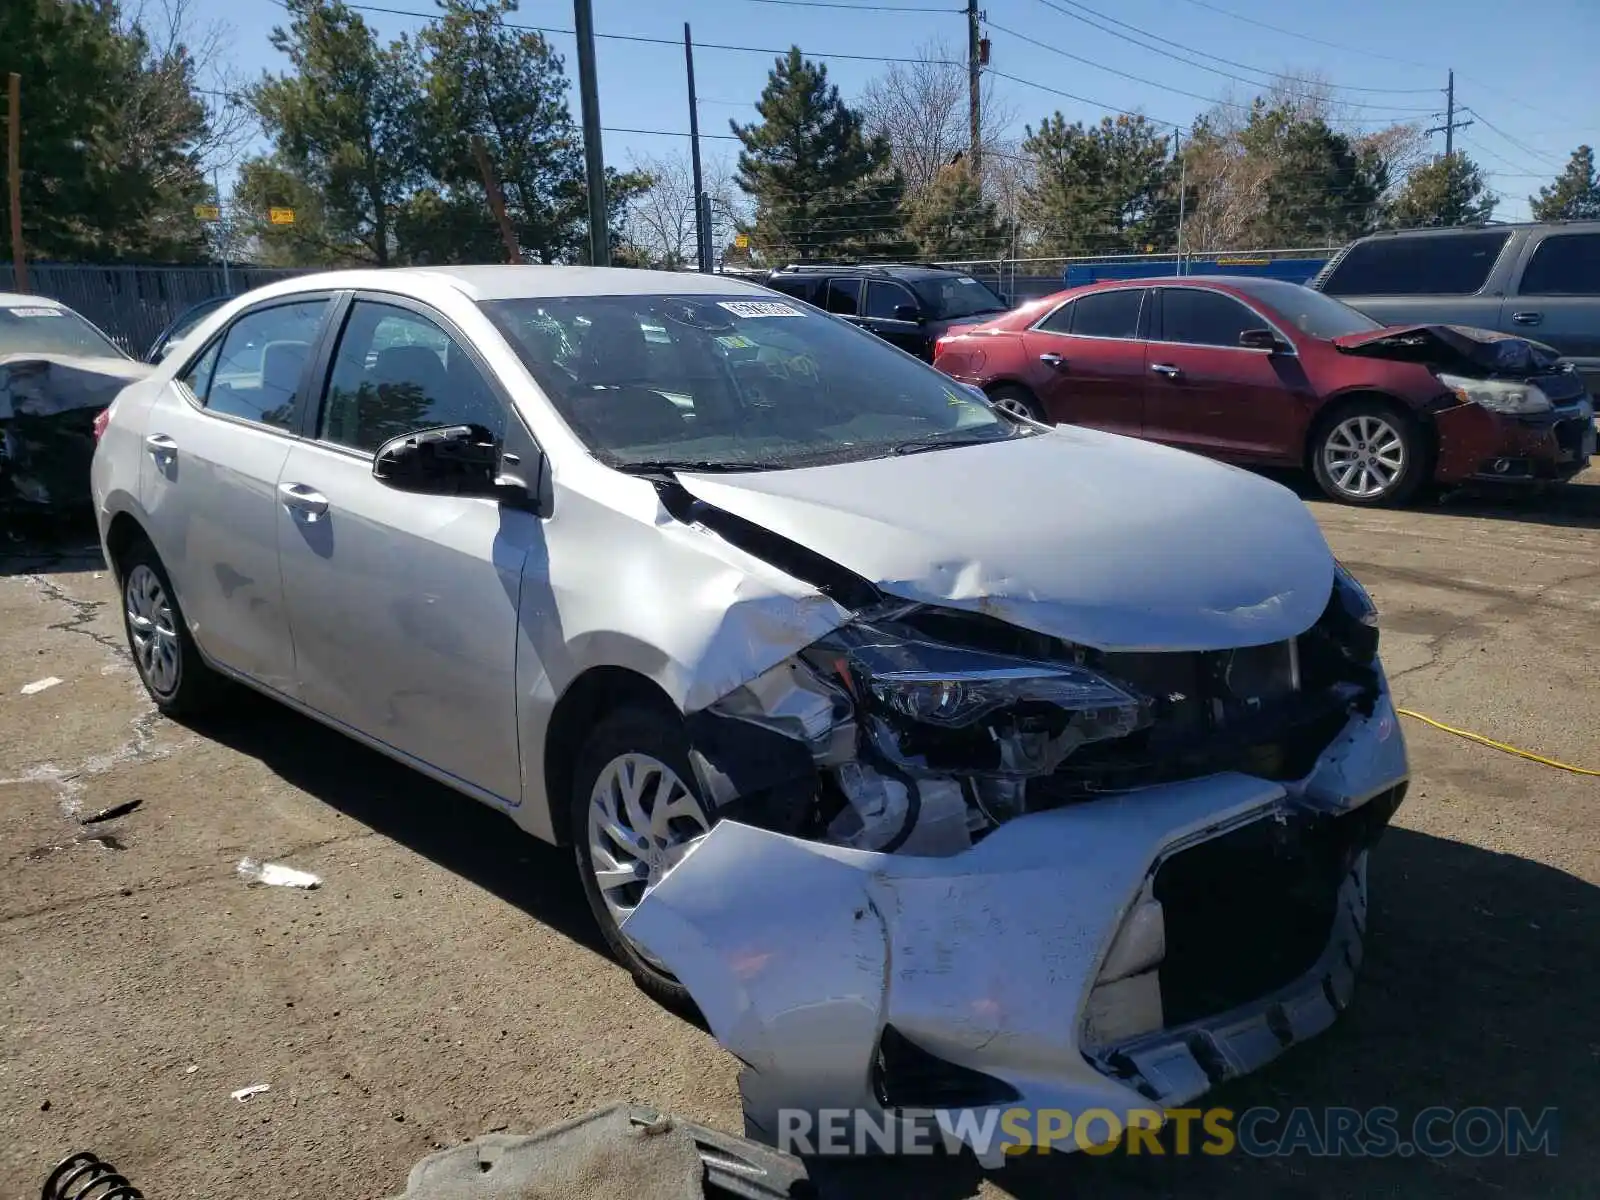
<box><xmin>20</xmin><ymin>676</ymin><xmax>62</xmax><ymax>695</ymax></box>
<box><xmin>236</xmin><ymin>858</ymin><xmax>321</xmax><ymax>889</ymax></box>
<box><xmin>230</xmin><ymin>1084</ymin><xmax>270</xmax><ymax>1102</ymax></box>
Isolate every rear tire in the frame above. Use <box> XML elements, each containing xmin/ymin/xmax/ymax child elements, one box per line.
<box><xmin>987</xmin><ymin>384</ymin><xmax>1047</xmax><ymax>424</ymax></box>
<box><xmin>1311</xmin><ymin>400</ymin><xmax>1427</xmax><ymax>507</ymax></box>
<box><xmin>571</xmin><ymin>705</ymin><xmax>714</xmax><ymax>1010</ymax></box>
<box><xmin>116</xmin><ymin>536</ymin><xmax>227</xmax><ymax>717</ymax></box>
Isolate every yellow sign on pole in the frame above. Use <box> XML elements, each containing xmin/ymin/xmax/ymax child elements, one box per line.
<box><xmin>193</xmin><ymin>204</ymin><xmax>221</xmax><ymax>221</ymax></box>
<box><xmin>268</xmin><ymin>207</ymin><xmax>296</xmax><ymax>226</ymax></box>
<box><xmin>733</xmin><ymin>232</ymin><xmax>749</xmax><ymax>250</ymax></box>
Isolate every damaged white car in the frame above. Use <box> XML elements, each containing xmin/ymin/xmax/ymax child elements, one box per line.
<box><xmin>90</xmin><ymin>266</ymin><xmax>1408</xmax><ymax>1156</ymax></box>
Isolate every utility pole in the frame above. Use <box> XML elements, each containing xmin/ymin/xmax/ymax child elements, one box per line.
<box><xmin>573</xmin><ymin>0</ymin><xmax>608</xmax><ymax>266</ymax></box>
<box><xmin>966</xmin><ymin>0</ymin><xmax>981</xmax><ymax>175</ymax></box>
<box><xmin>1173</xmin><ymin>129</ymin><xmax>1186</xmax><ymax>277</ymax></box>
<box><xmin>1425</xmin><ymin>69</ymin><xmax>1473</xmax><ymax>159</ymax></box>
<box><xmin>700</xmin><ymin>193</ymin><xmax>715</xmax><ymax>274</ymax></box>
<box><xmin>685</xmin><ymin>24</ymin><xmax>709</xmax><ymax>273</ymax></box>
<box><xmin>7</xmin><ymin>73</ymin><xmax>25</xmax><ymax>294</ymax></box>
<box><xmin>213</xmin><ymin>168</ymin><xmax>231</xmax><ymax>293</ymax></box>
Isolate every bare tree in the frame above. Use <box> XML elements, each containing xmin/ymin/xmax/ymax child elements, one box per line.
<box><xmin>624</xmin><ymin>151</ymin><xmax>745</xmax><ymax>268</ymax></box>
<box><xmin>859</xmin><ymin>38</ymin><xmax>1017</xmax><ymax>200</ymax></box>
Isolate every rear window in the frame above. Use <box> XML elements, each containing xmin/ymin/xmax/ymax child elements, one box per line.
<box><xmin>1519</xmin><ymin>232</ymin><xmax>1600</xmax><ymax>295</ymax></box>
<box><xmin>1321</xmin><ymin>232</ymin><xmax>1510</xmax><ymax>297</ymax></box>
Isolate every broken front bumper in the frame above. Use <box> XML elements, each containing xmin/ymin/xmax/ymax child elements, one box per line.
<box><xmin>1434</xmin><ymin>398</ymin><xmax>1596</xmax><ymax>484</ymax></box>
<box><xmin>621</xmin><ymin>684</ymin><xmax>1407</xmax><ymax>1163</ymax></box>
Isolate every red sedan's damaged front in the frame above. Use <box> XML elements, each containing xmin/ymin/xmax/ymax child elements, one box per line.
<box><xmin>1432</xmin><ymin>393</ymin><xmax>1598</xmax><ymax>485</ymax></box>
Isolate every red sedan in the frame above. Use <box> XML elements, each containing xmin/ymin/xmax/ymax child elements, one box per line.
<box><xmin>933</xmin><ymin>277</ymin><xmax>1596</xmax><ymax>505</ymax></box>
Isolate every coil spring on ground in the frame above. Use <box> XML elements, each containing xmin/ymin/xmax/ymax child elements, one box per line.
<box><xmin>41</xmin><ymin>1151</ymin><xmax>144</xmax><ymax>1200</ymax></box>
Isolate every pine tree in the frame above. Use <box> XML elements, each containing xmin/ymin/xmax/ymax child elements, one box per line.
<box><xmin>1021</xmin><ymin>114</ymin><xmax>1176</xmax><ymax>255</ymax></box>
<box><xmin>1530</xmin><ymin>146</ymin><xmax>1600</xmax><ymax>221</ymax></box>
<box><xmin>732</xmin><ymin>48</ymin><xmax>908</xmax><ymax>262</ymax></box>
<box><xmin>904</xmin><ymin>165</ymin><xmax>1008</xmax><ymax>260</ymax></box>
<box><xmin>1390</xmin><ymin>152</ymin><xmax>1497</xmax><ymax>228</ymax></box>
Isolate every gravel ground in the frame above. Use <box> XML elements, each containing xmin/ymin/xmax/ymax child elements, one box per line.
<box><xmin>2</xmin><ymin>473</ymin><xmax>1597</xmax><ymax>1199</ymax></box>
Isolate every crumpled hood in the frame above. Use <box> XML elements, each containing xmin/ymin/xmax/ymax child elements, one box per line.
<box><xmin>0</xmin><ymin>352</ymin><xmax>151</xmax><ymax>420</ymax></box>
<box><xmin>1331</xmin><ymin>324</ymin><xmax>1563</xmax><ymax>377</ymax></box>
<box><xmin>678</xmin><ymin>426</ymin><xmax>1335</xmax><ymax>652</ymax></box>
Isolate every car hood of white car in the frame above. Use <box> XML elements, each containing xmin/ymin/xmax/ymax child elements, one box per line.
<box><xmin>676</xmin><ymin>425</ymin><xmax>1335</xmax><ymax>653</ymax></box>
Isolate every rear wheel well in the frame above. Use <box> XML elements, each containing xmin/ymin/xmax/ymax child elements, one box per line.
<box><xmin>1305</xmin><ymin>391</ymin><xmax>1433</xmax><ymax>471</ymax></box>
<box><xmin>104</xmin><ymin>512</ymin><xmax>148</xmax><ymax>578</ymax></box>
<box><xmin>543</xmin><ymin>666</ymin><xmax>679</xmax><ymax>846</ymax></box>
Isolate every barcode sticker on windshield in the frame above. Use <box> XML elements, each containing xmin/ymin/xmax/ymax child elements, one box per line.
<box><xmin>717</xmin><ymin>300</ymin><xmax>803</xmax><ymax>318</ymax></box>
<box><xmin>4</xmin><ymin>306</ymin><xmax>64</xmax><ymax>318</ymax></box>
<box><xmin>957</xmin><ymin>276</ymin><xmax>978</xmax><ymax>285</ymax></box>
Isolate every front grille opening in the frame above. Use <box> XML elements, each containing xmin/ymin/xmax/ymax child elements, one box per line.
<box><xmin>1152</xmin><ymin>788</ymin><xmax>1403</xmax><ymax>1028</ymax></box>
<box><xmin>872</xmin><ymin>1025</ymin><xmax>1021</xmax><ymax>1110</ymax></box>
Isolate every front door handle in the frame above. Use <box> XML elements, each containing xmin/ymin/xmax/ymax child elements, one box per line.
<box><xmin>277</xmin><ymin>482</ymin><xmax>330</xmax><ymax>518</ymax></box>
<box><xmin>1150</xmin><ymin>362</ymin><xmax>1182</xmax><ymax>379</ymax></box>
<box><xmin>1038</xmin><ymin>352</ymin><xmax>1066</xmax><ymax>368</ymax></box>
<box><xmin>145</xmin><ymin>433</ymin><xmax>177</xmax><ymax>460</ymax></box>
<box><xmin>1511</xmin><ymin>311</ymin><xmax>1543</xmax><ymax>326</ymax></box>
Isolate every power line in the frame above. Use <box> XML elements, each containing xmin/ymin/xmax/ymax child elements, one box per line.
<box><xmin>728</xmin><ymin>0</ymin><xmax>962</xmax><ymax>10</ymax></box>
<box><xmin>335</xmin><ymin>1</ymin><xmax>963</xmax><ymax>64</ymax></box>
<box><xmin>985</xmin><ymin>67</ymin><xmax>1184</xmax><ymax>130</ymax></box>
<box><xmin>987</xmin><ymin>21</ymin><xmax>1242</xmax><ymax>110</ymax></box>
<box><xmin>1166</xmin><ymin>0</ymin><xmax>1434</xmax><ymax>70</ymax></box>
<box><xmin>1464</xmin><ymin>109</ymin><xmax>1565</xmax><ymax>170</ymax></box>
<box><xmin>1028</xmin><ymin>0</ymin><xmax>1439</xmax><ymax>112</ymax></box>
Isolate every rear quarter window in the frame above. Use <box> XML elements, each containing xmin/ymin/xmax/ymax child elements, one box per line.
<box><xmin>1321</xmin><ymin>231</ymin><xmax>1511</xmax><ymax>296</ymax></box>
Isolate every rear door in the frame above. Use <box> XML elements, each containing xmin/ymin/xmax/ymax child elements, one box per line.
<box><xmin>1019</xmin><ymin>287</ymin><xmax>1146</xmax><ymax>435</ymax></box>
<box><xmin>1143</xmin><ymin>286</ymin><xmax>1304</xmax><ymax>461</ymax></box>
<box><xmin>1504</xmin><ymin>229</ymin><xmax>1600</xmax><ymax>393</ymax></box>
<box><xmin>860</xmin><ymin>278</ymin><xmax>929</xmax><ymax>357</ymax></box>
<box><xmin>1318</xmin><ymin>230</ymin><xmax>1513</xmax><ymax>330</ymax></box>
<box><xmin>274</xmin><ymin>294</ymin><xmax>541</xmax><ymax>805</ymax></box>
<box><xmin>138</xmin><ymin>294</ymin><xmax>333</xmax><ymax>693</ymax></box>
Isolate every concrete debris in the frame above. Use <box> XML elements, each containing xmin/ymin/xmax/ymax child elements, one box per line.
<box><xmin>236</xmin><ymin>858</ymin><xmax>321</xmax><ymax>889</ymax></box>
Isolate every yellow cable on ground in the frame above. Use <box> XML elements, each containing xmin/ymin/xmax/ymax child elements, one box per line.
<box><xmin>1396</xmin><ymin>708</ymin><xmax>1600</xmax><ymax>777</ymax></box>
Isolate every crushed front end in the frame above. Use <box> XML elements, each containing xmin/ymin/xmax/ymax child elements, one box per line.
<box><xmin>622</xmin><ymin>565</ymin><xmax>1408</xmax><ymax>1160</ymax></box>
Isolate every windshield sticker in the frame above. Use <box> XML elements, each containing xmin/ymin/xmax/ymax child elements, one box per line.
<box><xmin>715</xmin><ymin>333</ymin><xmax>755</xmax><ymax>349</ymax></box>
<box><xmin>4</xmin><ymin>306</ymin><xmax>65</xmax><ymax>318</ymax></box>
<box><xmin>717</xmin><ymin>300</ymin><xmax>804</xmax><ymax>319</ymax></box>
<box><xmin>957</xmin><ymin>276</ymin><xmax>978</xmax><ymax>285</ymax></box>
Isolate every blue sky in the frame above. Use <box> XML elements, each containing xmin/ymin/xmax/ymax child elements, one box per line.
<box><xmin>202</xmin><ymin>0</ymin><xmax>1598</xmax><ymax>224</ymax></box>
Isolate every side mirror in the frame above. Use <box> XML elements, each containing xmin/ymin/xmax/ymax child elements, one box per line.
<box><xmin>1239</xmin><ymin>328</ymin><xmax>1288</xmax><ymax>353</ymax></box>
<box><xmin>892</xmin><ymin>304</ymin><xmax>922</xmax><ymax>323</ymax></box>
<box><xmin>373</xmin><ymin>424</ymin><xmax>529</xmax><ymax>504</ymax></box>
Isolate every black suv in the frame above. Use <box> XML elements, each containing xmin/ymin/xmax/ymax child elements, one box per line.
<box><xmin>765</xmin><ymin>264</ymin><xmax>1011</xmax><ymax>361</ymax></box>
<box><xmin>1310</xmin><ymin>222</ymin><xmax>1600</xmax><ymax>396</ymax></box>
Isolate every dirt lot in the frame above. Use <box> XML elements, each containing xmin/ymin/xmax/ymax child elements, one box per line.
<box><xmin>3</xmin><ymin>474</ymin><xmax>1598</xmax><ymax>1200</ymax></box>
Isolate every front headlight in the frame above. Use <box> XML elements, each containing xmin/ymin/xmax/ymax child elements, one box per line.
<box><xmin>1333</xmin><ymin>562</ymin><xmax>1378</xmax><ymax>628</ymax></box>
<box><xmin>1436</xmin><ymin>372</ymin><xmax>1551</xmax><ymax>415</ymax></box>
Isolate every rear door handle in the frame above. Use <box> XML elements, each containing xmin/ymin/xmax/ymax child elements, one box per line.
<box><xmin>145</xmin><ymin>433</ymin><xmax>177</xmax><ymax>459</ymax></box>
<box><xmin>277</xmin><ymin>482</ymin><xmax>330</xmax><ymax>518</ymax></box>
<box><xmin>1150</xmin><ymin>363</ymin><xmax>1182</xmax><ymax>379</ymax></box>
<box><xmin>1511</xmin><ymin>311</ymin><xmax>1543</xmax><ymax>325</ymax></box>
<box><xmin>1038</xmin><ymin>352</ymin><xmax>1066</xmax><ymax>368</ymax></box>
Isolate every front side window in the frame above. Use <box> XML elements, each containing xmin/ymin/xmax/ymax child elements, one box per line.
<box><xmin>1159</xmin><ymin>289</ymin><xmax>1261</xmax><ymax>347</ymax></box>
<box><xmin>1321</xmin><ymin>232</ymin><xmax>1510</xmax><ymax>296</ymax></box>
<box><xmin>864</xmin><ymin>280</ymin><xmax>918</xmax><ymax>320</ymax></box>
<box><xmin>483</xmin><ymin>293</ymin><xmax>1024</xmax><ymax>472</ymax></box>
<box><xmin>1519</xmin><ymin>233</ymin><xmax>1600</xmax><ymax>295</ymax></box>
<box><xmin>203</xmin><ymin>300</ymin><xmax>328</xmax><ymax>429</ymax></box>
<box><xmin>318</xmin><ymin>302</ymin><xmax>506</xmax><ymax>454</ymax></box>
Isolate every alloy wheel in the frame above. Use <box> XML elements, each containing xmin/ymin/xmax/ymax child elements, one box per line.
<box><xmin>1322</xmin><ymin>415</ymin><xmax>1406</xmax><ymax>500</ymax></box>
<box><xmin>125</xmin><ymin>564</ymin><xmax>180</xmax><ymax>697</ymax></box>
<box><xmin>991</xmin><ymin>394</ymin><xmax>1035</xmax><ymax>420</ymax></box>
<box><xmin>586</xmin><ymin>752</ymin><xmax>710</xmax><ymax>957</ymax></box>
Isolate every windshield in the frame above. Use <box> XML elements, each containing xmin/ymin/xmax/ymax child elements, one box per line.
<box><xmin>0</xmin><ymin>302</ymin><xmax>126</xmax><ymax>359</ymax></box>
<box><xmin>482</xmin><ymin>293</ymin><xmax>1022</xmax><ymax>472</ymax></box>
<box><xmin>910</xmin><ymin>274</ymin><xmax>1009</xmax><ymax>320</ymax></box>
<box><xmin>1242</xmin><ymin>281</ymin><xmax>1382</xmax><ymax>339</ymax></box>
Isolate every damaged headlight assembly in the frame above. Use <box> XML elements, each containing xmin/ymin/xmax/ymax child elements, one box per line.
<box><xmin>1436</xmin><ymin>372</ymin><xmax>1552</xmax><ymax>415</ymax></box>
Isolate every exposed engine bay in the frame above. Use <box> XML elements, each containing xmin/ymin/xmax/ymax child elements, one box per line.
<box><xmin>686</xmin><ymin>564</ymin><xmax>1384</xmax><ymax>859</ymax></box>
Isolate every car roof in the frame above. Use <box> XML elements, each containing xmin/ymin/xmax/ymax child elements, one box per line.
<box><xmin>1356</xmin><ymin>220</ymin><xmax>1600</xmax><ymax>239</ymax></box>
<box><xmin>771</xmin><ymin>264</ymin><xmax>963</xmax><ymax>279</ymax></box>
<box><xmin>0</xmin><ymin>292</ymin><xmax>74</xmax><ymax>308</ymax></box>
<box><xmin>241</xmin><ymin>265</ymin><xmax>778</xmax><ymax>304</ymax></box>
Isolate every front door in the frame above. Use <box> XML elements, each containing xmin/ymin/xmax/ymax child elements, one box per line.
<box><xmin>1505</xmin><ymin>230</ymin><xmax>1600</xmax><ymax>392</ymax></box>
<box><xmin>138</xmin><ymin>296</ymin><xmax>332</xmax><ymax>693</ymax></box>
<box><xmin>860</xmin><ymin>278</ymin><xmax>929</xmax><ymax>358</ymax></box>
<box><xmin>275</xmin><ymin>295</ymin><xmax>540</xmax><ymax>805</ymax></box>
<box><xmin>1142</xmin><ymin>287</ymin><xmax>1305</xmax><ymax>461</ymax></box>
<box><xmin>1020</xmin><ymin>287</ymin><xmax>1147</xmax><ymax>435</ymax></box>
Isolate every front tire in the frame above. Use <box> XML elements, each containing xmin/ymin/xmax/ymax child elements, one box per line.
<box><xmin>571</xmin><ymin>706</ymin><xmax>714</xmax><ymax>1008</ymax></box>
<box><xmin>1311</xmin><ymin>401</ymin><xmax>1426</xmax><ymax>506</ymax></box>
<box><xmin>117</xmin><ymin>537</ymin><xmax>225</xmax><ymax>717</ymax></box>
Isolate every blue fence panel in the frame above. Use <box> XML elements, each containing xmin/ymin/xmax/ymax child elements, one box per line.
<box><xmin>1063</xmin><ymin>257</ymin><xmax>1328</xmax><ymax>288</ymax></box>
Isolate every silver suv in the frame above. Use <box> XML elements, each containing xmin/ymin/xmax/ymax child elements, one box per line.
<box><xmin>1312</xmin><ymin>222</ymin><xmax>1600</xmax><ymax>396</ymax></box>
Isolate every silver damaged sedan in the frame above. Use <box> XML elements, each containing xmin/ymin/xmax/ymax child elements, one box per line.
<box><xmin>90</xmin><ymin>267</ymin><xmax>1409</xmax><ymax>1157</ymax></box>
